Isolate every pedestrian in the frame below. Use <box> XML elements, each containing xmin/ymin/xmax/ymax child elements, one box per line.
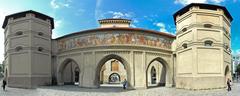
<box><xmin>227</xmin><ymin>78</ymin><xmax>231</xmax><ymax>91</ymax></box>
<box><xmin>2</xmin><ymin>79</ymin><xmax>7</xmax><ymax>91</ymax></box>
<box><xmin>123</xmin><ymin>79</ymin><xmax>127</xmax><ymax>89</ymax></box>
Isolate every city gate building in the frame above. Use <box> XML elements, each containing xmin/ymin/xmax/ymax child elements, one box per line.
<box><xmin>2</xmin><ymin>3</ymin><xmax>233</xmax><ymax>90</ymax></box>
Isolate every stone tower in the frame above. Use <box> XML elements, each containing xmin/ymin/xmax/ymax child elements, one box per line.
<box><xmin>2</xmin><ymin>10</ymin><xmax>54</xmax><ymax>88</ymax></box>
<box><xmin>173</xmin><ymin>3</ymin><xmax>232</xmax><ymax>89</ymax></box>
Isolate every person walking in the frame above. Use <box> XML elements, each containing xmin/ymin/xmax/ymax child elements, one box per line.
<box><xmin>2</xmin><ymin>79</ymin><xmax>7</xmax><ymax>91</ymax></box>
<box><xmin>123</xmin><ymin>79</ymin><xmax>128</xmax><ymax>89</ymax></box>
<box><xmin>227</xmin><ymin>78</ymin><xmax>232</xmax><ymax>91</ymax></box>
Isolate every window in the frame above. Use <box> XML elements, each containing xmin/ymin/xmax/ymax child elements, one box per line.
<box><xmin>15</xmin><ymin>31</ymin><xmax>23</xmax><ymax>36</ymax></box>
<box><xmin>182</xmin><ymin>43</ymin><xmax>187</xmax><ymax>49</ymax></box>
<box><xmin>224</xmin><ymin>43</ymin><xmax>229</xmax><ymax>50</ymax></box>
<box><xmin>38</xmin><ymin>47</ymin><xmax>44</xmax><ymax>52</ymax></box>
<box><xmin>38</xmin><ymin>32</ymin><xmax>44</xmax><ymax>36</ymax></box>
<box><xmin>182</xmin><ymin>28</ymin><xmax>187</xmax><ymax>32</ymax></box>
<box><xmin>111</xmin><ymin>60</ymin><xmax>119</xmax><ymax>71</ymax></box>
<box><xmin>15</xmin><ymin>46</ymin><xmax>23</xmax><ymax>52</ymax></box>
<box><xmin>203</xmin><ymin>24</ymin><xmax>213</xmax><ymax>28</ymax></box>
<box><xmin>204</xmin><ymin>40</ymin><xmax>213</xmax><ymax>46</ymax></box>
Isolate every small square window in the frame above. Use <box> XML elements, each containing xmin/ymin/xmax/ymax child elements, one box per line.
<box><xmin>15</xmin><ymin>46</ymin><xmax>23</xmax><ymax>52</ymax></box>
<box><xmin>38</xmin><ymin>47</ymin><xmax>44</xmax><ymax>52</ymax></box>
<box><xmin>182</xmin><ymin>43</ymin><xmax>187</xmax><ymax>49</ymax></box>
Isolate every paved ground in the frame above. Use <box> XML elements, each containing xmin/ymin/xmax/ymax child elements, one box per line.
<box><xmin>0</xmin><ymin>83</ymin><xmax>239</xmax><ymax>96</ymax></box>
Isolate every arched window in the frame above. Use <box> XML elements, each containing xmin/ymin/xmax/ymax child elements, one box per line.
<box><xmin>15</xmin><ymin>46</ymin><xmax>23</xmax><ymax>52</ymax></box>
<box><xmin>151</xmin><ymin>67</ymin><xmax>156</xmax><ymax>84</ymax></box>
<box><xmin>182</xmin><ymin>43</ymin><xmax>187</xmax><ymax>49</ymax></box>
<box><xmin>15</xmin><ymin>31</ymin><xmax>23</xmax><ymax>36</ymax></box>
<box><xmin>38</xmin><ymin>47</ymin><xmax>44</xmax><ymax>52</ymax></box>
<box><xmin>204</xmin><ymin>40</ymin><xmax>213</xmax><ymax>46</ymax></box>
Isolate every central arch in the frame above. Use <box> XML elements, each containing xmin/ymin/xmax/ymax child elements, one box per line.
<box><xmin>146</xmin><ymin>57</ymin><xmax>169</xmax><ymax>88</ymax></box>
<box><xmin>95</xmin><ymin>54</ymin><xmax>131</xmax><ymax>88</ymax></box>
<box><xmin>57</xmin><ymin>58</ymin><xmax>80</xmax><ymax>85</ymax></box>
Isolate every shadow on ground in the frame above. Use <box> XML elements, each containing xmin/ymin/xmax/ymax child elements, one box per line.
<box><xmin>38</xmin><ymin>85</ymin><xmax>134</xmax><ymax>93</ymax></box>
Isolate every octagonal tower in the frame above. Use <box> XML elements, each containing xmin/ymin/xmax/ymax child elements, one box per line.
<box><xmin>174</xmin><ymin>3</ymin><xmax>232</xmax><ymax>89</ymax></box>
<box><xmin>2</xmin><ymin>10</ymin><xmax>54</xmax><ymax>88</ymax></box>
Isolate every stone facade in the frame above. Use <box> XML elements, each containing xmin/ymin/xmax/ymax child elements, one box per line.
<box><xmin>2</xmin><ymin>3</ymin><xmax>233</xmax><ymax>90</ymax></box>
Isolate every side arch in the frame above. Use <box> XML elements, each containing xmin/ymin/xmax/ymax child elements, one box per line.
<box><xmin>225</xmin><ymin>65</ymin><xmax>231</xmax><ymax>83</ymax></box>
<box><xmin>146</xmin><ymin>57</ymin><xmax>171</xmax><ymax>87</ymax></box>
<box><xmin>95</xmin><ymin>54</ymin><xmax>131</xmax><ymax>88</ymax></box>
<box><xmin>57</xmin><ymin>58</ymin><xmax>80</xmax><ymax>85</ymax></box>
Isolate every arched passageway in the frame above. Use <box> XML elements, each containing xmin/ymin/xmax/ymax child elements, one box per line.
<box><xmin>57</xmin><ymin>58</ymin><xmax>80</xmax><ymax>86</ymax></box>
<box><xmin>95</xmin><ymin>54</ymin><xmax>130</xmax><ymax>88</ymax></box>
<box><xmin>225</xmin><ymin>65</ymin><xmax>231</xmax><ymax>83</ymax></box>
<box><xmin>146</xmin><ymin>57</ymin><xmax>168</xmax><ymax>88</ymax></box>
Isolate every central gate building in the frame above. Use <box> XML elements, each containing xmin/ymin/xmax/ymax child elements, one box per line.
<box><xmin>2</xmin><ymin>3</ymin><xmax>233</xmax><ymax>90</ymax></box>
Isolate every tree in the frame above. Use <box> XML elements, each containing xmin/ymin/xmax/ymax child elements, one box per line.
<box><xmin>235</xmin><ymin>64</ymin><xmax>240</xmax><ymax>75</ymax></box>
<box><xmin>0</xmin><ymin>64</ymin><xmax>3</xmax><ymax>73</ymax></box>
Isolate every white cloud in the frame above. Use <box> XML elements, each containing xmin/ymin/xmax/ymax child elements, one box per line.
<box><xmin>52</xmin><ymin>19</ymin><xmax>63</xmax><ymax>38</ymax></box>
<box><xmin>50</xmin><ymin>0</ymin><xmax>71</xmax><ymax>9</ymax></box>
<box><xmin>51</xmin><ymin>0</ymin><xmax>60</xmax><ymax>9</ymax></box>
<box><xmin>174</xmin><ymin>0</ymin><xmax>225</xmax><ymax>5</ymax></box>
<box><xmin>130</xmin><ymin>24</ymin><xmax>137</xmax><ymax>28</ymax></box>
<box><xmin>108</xmin><ymin>11</ymin><xmax>133</xmax><ymax>19</ymax></box>
<box><xmin>155</xmin><ymin>22</ymin><xmax>168</xmax><ymax>32</ymax></box>
<box><xmin>174</xmin><ymin>0</ymin><xmax>207</xmax><ymax>5</ymax></box>
<box><xmin>210</xmin><ymin>0</ymin><xmax>225</xmax><ymax>3</ymax></box>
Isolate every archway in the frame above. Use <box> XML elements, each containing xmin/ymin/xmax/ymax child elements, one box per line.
<box><xmin>225</xmin><ymin>65</ymin><xmax>231</xmax><ymax>83</ymax></box>
<box><xmin>146</xmin><ymin>57</ymin><xmax>168</xmax><ymax>88</ymax></box>
<box><xmin>57</xmin><ymin>58</ymin><xmax>80</xmax><ymax>86</ymax></box>
<box><xmin>109</xmin><ymin>73</ymin><xmax>121</xmax><ymax>83</ymax></box>
<box><xmin>95</xmin><ymin>54</ymin><xmax>130</xmax><ymax>88</ymax></box>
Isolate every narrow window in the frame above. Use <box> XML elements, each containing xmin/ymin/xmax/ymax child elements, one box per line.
<box><xmin>203</xmin><ymin>24</ymin><xmax>213</xmax><ymax>28</ymax></box>
<box><xmin>204</xmin><ymin>40</ymin><xmax>213</xmax><ymax>46</ymax></box>
<box><xmin>15</xmin><ymin>31</ymin><xmax>23</xmax><ymax>36</ymax></box>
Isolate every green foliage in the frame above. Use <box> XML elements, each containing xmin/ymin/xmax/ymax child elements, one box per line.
<box><xmin>0</xmin><ymin>64</ymin><xmax>3</xmax><ymax>73</ymax></box>
<box><xmin>235</xmin><ymin>64</ymin><xmax>240</xmax><ymax>75</ymax></box>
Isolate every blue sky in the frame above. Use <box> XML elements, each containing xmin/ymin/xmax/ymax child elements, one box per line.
<box><xmin>0</xmin><ymin>0</ymin><xmax>239</xmax><ymax>62</ymax></box>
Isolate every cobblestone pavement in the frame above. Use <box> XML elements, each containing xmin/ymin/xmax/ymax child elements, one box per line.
<box><xmin>0</xmin><ymin>83</ymin><xmax>239</xmax><ymax>96</ymax></box>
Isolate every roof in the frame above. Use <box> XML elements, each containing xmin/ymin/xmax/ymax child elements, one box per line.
<box><xmin>98</xmin><ymin>18</ymin><xmax>131</xmax><ymax>24</ymax></box>
<box><xmin>2</xmin><ymin>10</ymin><xmax>54</xmax><ymax>29</ymax></box>
<box><xmin>173</xmin><ymin>3</ymin><xmax>233</xmax><ymax>23</ymax></box>
<box><xmin>55</xmin><ymin>27</ymin><xmax>176</xmax><ymax>40</ymax></box>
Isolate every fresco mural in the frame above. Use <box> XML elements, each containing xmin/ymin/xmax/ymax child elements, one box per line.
<box><xmin>57</xmin><ymin>32</ymin><xmax>173</xmax><ymax>51</ymax></box>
